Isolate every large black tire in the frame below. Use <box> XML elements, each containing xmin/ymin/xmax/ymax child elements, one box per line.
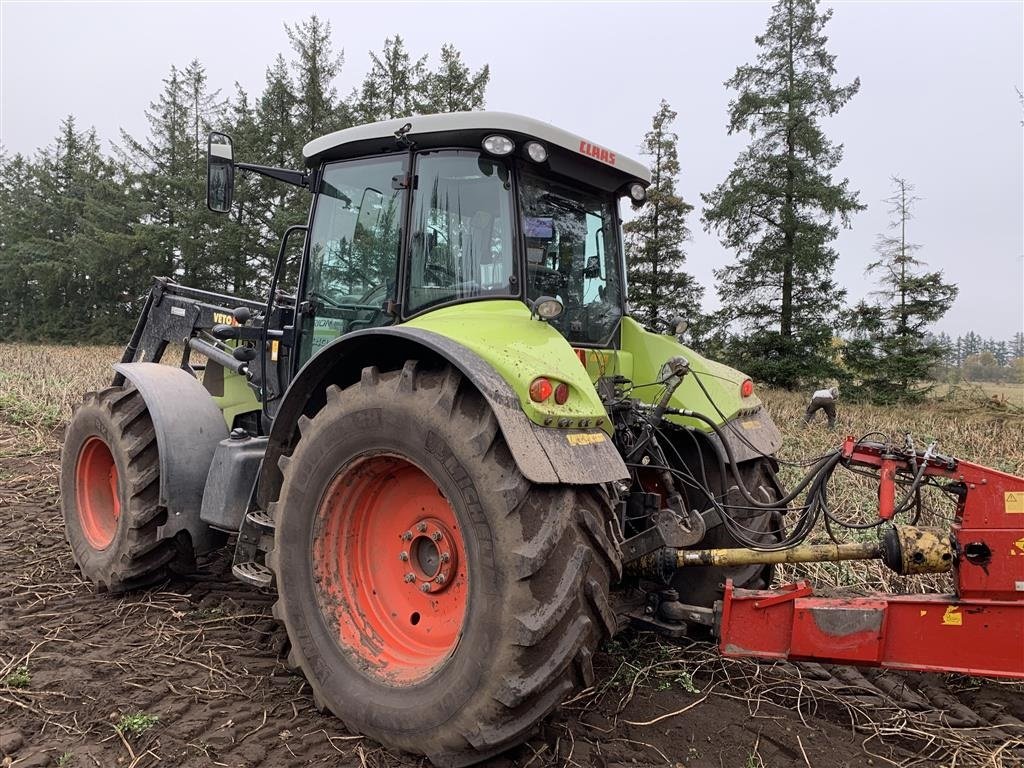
<box><xmin>671</xmin><ymin>458</ymin><xmax>783</xmax><ymax>606</ymax></box>
<box><xmin>268</xmin><ymin>362</ymin><xmax>622</xmax><ymax>767</ymax></box>
<box><xmin>60</xmin><ymin>385</ymin><xmax>194</xmax><ymax>592</ymax></box>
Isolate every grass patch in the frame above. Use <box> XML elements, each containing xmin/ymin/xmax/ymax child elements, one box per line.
<box><xmin>3</xmin><ymin>665</ymin><xmax>30</xmax><ymax>688</ymax></box>
<box><xmin>116</xmin><ymin>711</ymin><xmax>159</xmax><ymax>738</ymax></box>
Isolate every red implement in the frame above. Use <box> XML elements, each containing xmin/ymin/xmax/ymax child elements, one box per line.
<box><xmin>718</xmin><ymin>440</ymin><xmax>1024</xmax><ymax>679</ymax></box>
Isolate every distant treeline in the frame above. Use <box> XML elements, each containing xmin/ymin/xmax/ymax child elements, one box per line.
<box><xmin>934</xmin><ymin>332</ymin><xmax>1024</xmax><ymax>383</ymax></box>
<box><xmin>0</xmin><ymin>17</ymin><xmax>488</xmax><ymax>343</ymax></box>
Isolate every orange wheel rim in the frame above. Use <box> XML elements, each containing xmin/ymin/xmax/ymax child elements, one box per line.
<box><xmin>312</xmin><ymin>455</ymin><xmax>469</xmax><ymax>685</ymax></box>
<box><xmin>76</xmin><ymin>437</ymin><xmax>120</xmax><ymax>549</ymax></box>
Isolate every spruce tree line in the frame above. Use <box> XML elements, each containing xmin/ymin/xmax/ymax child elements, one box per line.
<box><xmin>623</xmin><ymin>0</ymin><xmax>984</xmax><ymax>400</ymax></box>
<box><xmin>0</xmin><ymin>18</ymin><xmax>488</xmax><ymax>343</ymax></box>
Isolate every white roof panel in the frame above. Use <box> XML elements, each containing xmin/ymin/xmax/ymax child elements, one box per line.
<box><xmin>302</xmin><ymin>111</ymin><xmax>651</xmax><ymax>184</ymax></box>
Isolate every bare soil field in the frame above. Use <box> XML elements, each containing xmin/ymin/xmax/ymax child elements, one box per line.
<box><xmin>2</xmin><ymin>344</ymin><xmax>1023</xmax><ymax>768</ymax></box>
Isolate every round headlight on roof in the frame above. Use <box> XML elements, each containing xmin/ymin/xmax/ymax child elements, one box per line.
<box><xmin>628</xmin><ymin>182</ymin><xmax>647</xmax><ymax>203</ymax></box>
<box><xmin>482</xmin><ymin>134</ymin><xmax>515</xmax><ymax>156</ymax></box>
<box><xmin>525</xmin><ymin>141</ymin><xmax>548</xmax><ymax>163</ymax></box>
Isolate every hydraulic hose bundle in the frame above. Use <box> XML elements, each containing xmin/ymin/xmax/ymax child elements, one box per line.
<box><xmin>625</xmin><ymin>362</ymin><xmax>940</xmax><ymax>556</ymax></box>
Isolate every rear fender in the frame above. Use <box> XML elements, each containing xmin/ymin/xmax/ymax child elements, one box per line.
<box><xmin>258</xmin><ymin>327</ymin><xmax>628</xmax><ymax>508</ymax></box>
<box><xmin>113</xmin><ymin>362</ymin><xmax>227</xmax><ymax>554</ymax></box>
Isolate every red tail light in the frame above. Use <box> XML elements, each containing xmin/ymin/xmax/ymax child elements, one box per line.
<box><xmin>740</xmin><ymin>379</ymin><xmax>754</xmax><ymax>398</ymax></box>
<box><xmin>554</xmin><ymin>382</ymin><xmax>569</xmax><ymax>405</ymax></box>
<box><xmin>529</xmin><ymin>377</ymin><xmax>553</xmax><ymax>402</ymax></box>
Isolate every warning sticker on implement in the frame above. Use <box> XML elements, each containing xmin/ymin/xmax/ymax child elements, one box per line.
<box><xmin>567</xmin><ymin>432</ymin><xmax>605</xmax><ymax>446</ymax></box>
<box><xmin>942</xmin><ymin>606</ymin><xmax>963</xmax><ymax>626</ymax></box>
<box><xmin>1005</xmin><ymin>491</ymin><xmax>1024</xmax><ymax>514</ymax></box>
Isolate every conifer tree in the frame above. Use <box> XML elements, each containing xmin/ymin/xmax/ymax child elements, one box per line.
<box><xmin>424</xmin><ymin>44</ymin><xmax>490</xmax><ymax>113</ymax></box>
<box><xmin>624</xmin><ymin>101</ymin><xmax>702</xmax><ymax>329</ymax></box>
<box><xmin>119</xmin><ymin>61</ymin><xmax>225</xmax><ymax>288</ymax></box>
<box><xmin>1012</xmin><ymin>332</ymin><xmax>1024</xmax><ymax>360</ymax></box>
<box><xmin>0</xmin><ymin>150</ymin><xmax>39</xmax><ymax>336</ymax></box>
<box><xmin>702</xmin><ymin>0</ymin><xmax>862</xmax><ymax>388</ymax></box>
<box><xmin>349</xmin><ymin>36</ymin><xmax>429</xmax><ymax>123</ymax></box>
<box><xmin>844</xmin><ymin>176</ymin><xmax>958</xmax><ymax>402</ymax></box>
<box><xmin>285</xmin><ymin>15</ymin><xmax>346</xmax><ymax>139</ymax></box>
<box><xmin>0</xmin><ymin>118</ymin><xmax>141</xmax><ymax>340</ymax></box>
<box><xmin>962</xmin><ymin>331</ymin><xmax>983</xmax><ymax>357</ymax></box>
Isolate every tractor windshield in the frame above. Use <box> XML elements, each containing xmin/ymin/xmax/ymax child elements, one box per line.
<box><xmin>521</xmin><ymin>173</ymin><xmax>623</xmax><ymax>346</ymax></box>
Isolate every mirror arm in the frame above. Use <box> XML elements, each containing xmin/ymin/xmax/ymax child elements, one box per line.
<box><xmin>235</xmin><ymin>162</ymin><xmax>310</xmax><ymax>189</ymax></box>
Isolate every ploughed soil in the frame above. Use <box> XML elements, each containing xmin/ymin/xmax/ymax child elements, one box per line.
<box><xmin>2</xmin><ymin>423</ymin><xmax>1022</xmax><ymax>768</ymax></box>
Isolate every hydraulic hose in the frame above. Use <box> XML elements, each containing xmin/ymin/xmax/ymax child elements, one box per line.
<box><xmin>673</xmin><ymin>405</ymin><xmax>841</xmax><ymax>510</ymax></box>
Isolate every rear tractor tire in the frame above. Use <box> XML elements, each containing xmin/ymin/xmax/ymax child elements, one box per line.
<box><xmin>268</xmin><ymin>362</ymin><xmax>622</xmax><ymax>766</ymax></box>
<box><xmin>671</xmin><ymin>457</ymin><xmax>783</xmax><ymax>607</ymax></box>
<box><xmin>61</xmin><ymin>385</ymin><xmax>194</xmax><ymax>592</ymax></box>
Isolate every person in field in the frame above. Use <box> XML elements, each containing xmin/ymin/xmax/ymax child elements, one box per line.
<box><xmin>804</xmin><ymin>386</ymin><xmax>839</xmax><ymax>428</ymax></box>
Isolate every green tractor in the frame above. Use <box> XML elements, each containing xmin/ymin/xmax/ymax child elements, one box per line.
<box><xmin>61</xmin><ymin>112</ymin><xmax>783</xmax><ymax>766</ymax></box>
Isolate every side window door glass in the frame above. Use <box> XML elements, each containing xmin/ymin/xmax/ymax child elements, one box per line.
<box><xmin>406</xmin><ymin>151</ymin><xmax>517</xmax><ymax>314</ymax></box>
<box><xmin>521</xmin><ymin>175</ymin><xmax>622</xmax><ymax>345</ymax></box>
<box><xmin>300</xmin><ymin>156</ymin><xmax>406</xmax><ymax>364</ymax></box>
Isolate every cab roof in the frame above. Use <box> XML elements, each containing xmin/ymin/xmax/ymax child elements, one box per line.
<box><xmin>302</xmin><ymin>111</ymin><xmax>651</xmax><ymax>190</ymax></box>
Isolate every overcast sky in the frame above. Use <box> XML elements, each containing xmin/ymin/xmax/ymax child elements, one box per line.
<box><xmin>2</xmin><ymin>1</ymin><xmax>1021</xmax><ymax>339</ymax></box>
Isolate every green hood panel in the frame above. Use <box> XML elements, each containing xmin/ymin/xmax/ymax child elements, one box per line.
<box><xmin>406</xmin><ymin>301</ymin><xmax>610</xmax><ymax>431</ymax></box>
<box><xmin>614</xmin><ymin>317</ymin><xmax>763</xmax><ymax>431</ymax></box>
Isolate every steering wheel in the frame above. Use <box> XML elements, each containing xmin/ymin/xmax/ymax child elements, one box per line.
<box><xmin>424</xmin><ymin>262</ymin><xmax>459</xmax><ymax>285</ymax></box>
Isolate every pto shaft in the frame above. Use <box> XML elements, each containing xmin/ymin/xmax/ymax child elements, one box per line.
<box><xmin>675</xmin><ymin>541</ymin><xmax>881</xmax><ymax>568</ymax></box>
<box><xmin>624</xmin><ymin>525</ymin><xmax>952</xmax><ymax>582</ymax></box>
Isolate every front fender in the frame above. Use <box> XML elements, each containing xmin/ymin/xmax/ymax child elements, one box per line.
<box><xmin>259</xmin><ymin>318</ymin><xmax>627</xmax><ymax>507</ymax></box>
<box><xmin>112</xmin><ymin>362</ymin><xmax>226</xmax><ymax>554</ymax></box>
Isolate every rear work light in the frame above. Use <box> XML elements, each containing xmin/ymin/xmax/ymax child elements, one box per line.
<box><xmin>529</xmin><ymin>377</ymin><xmax>553</xmax><ymax>402</ymax></box>
<box><xmin>740</xmin><ymin>379</ymin><xmax>754</xmax><ymax>398</ymax></box>
<box><xmin>554</xmin><ymin>382</ymin><xmax>569</xmax><ymax>405</ymax></box>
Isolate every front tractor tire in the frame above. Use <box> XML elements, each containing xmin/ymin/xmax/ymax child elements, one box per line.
<box><xmin>61</xmin><ymin>386</ymin><xmax>194</xmax><ymax>592</ymax></box>
<box><xmin>269</xmin><ymin>363</ymin><xmax>621</xmax><ymax>766</ymax></box>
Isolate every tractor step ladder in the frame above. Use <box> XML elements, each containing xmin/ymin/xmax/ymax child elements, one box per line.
<box><xmin>232</xmin><ymin>560</ymin><xmax>274</xmax><ymax>588</ymax></box>
<box><xmin>231</xmin><ymin>508</ymin><xmax>277</xmax><ymax>588</ymax></box>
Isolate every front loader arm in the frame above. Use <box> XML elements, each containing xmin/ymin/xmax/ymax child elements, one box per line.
<box><xmin>116</xmin><ymin>277</ymin><xmax>265</xmax><ymax>377</ymax></box>
<box><xmin>114</xmin><ymin>278</ymin><xmax>277</xmax><ymax>426</ymax></box>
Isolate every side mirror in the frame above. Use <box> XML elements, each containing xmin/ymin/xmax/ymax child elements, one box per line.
<box><xmin>207</xmin><ymin>132</ymin><xmax>234</xmax><ymax>213</ymax></box>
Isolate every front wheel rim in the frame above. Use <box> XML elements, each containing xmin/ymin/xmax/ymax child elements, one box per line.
<box><xmin>312</xmin><ymin>455</ymin><xmax>469</xmax><ymax>685</ymax></box>
<box><xmin>75</xmin><ymin>437</ymin><xmax>120</xmax><ymax>549</ymax></box>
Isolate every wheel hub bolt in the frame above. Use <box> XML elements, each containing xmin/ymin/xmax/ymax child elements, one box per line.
<box><xmin>431</xmin><ymin>532</ymin><xmax>442</xmax><ymax>542</ymax></box>
<box><xmin>417</xmin><ymin>522</ymin><xmax>428</xmax><ymax>533</ymax></box>
<box><xmin>440</xmin><ymin>553</ymin><xmax>450</xmax><ymax>563</ymax></box>
<box><xmin>404</xmin><ymin>573</ymin><xmax>415</xmax><ymax>583</ymax></box>
<box><xmin>402</xmin><ymin>531</ymin><xmax>413</xmax><ymax>541</ymax></box>
<box><xmin>399</xmin><ymin>552</ymin><xmax>409</xmax><ymax>561</ymax></box>
<box><xmin>420</xmin><ymin>583</ymin><xmax>431</xmax><ymax>593</ymax></box>
<box><xmin>435</xmin><ymin>573</ymin><xmax>446</xmax><ymax>584</ymax></box>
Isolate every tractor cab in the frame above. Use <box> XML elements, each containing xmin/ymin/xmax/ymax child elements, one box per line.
<box><xmin>210</xmin><ymin>112</ymin><xmax>652</xmax><ymax>377</ymax></box>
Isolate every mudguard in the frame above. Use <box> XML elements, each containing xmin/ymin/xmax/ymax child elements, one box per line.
<box><xmin>258</xmin><ymin>326</ymin><xmax>628</xmax><ymax>508</ymax></box>
<box><xmin>113</xmin><ymin>362</ymin><xmax>227</xmax><ymax>554</ymax></box>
